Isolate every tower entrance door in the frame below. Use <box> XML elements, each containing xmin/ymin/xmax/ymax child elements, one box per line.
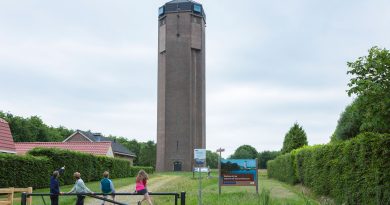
<box><xmin>173</xmin><ymin>161</ymin><xmax>182</xmax><ymax>171</ymax></box>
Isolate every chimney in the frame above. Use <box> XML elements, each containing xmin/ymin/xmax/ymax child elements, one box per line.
<box><xmin>93</xmin><ymin>133</ymin><xmax>102</xmax><ymax>142</ymax></box>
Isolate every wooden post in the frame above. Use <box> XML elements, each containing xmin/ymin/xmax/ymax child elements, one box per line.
<box><xmin>0</xmin><ymin>187</ymin><xmax>14</xmax><ymax>205</ymax></box>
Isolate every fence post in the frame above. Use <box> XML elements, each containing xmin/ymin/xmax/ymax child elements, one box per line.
<box><xmin>21</xmin><ymin>192</ymin><xmax>27</xmax><ymax>205</ymax></box>
<box><xmin>180</xmin><ymin>192</ymin><xmax>186</xmax><ymax>205</ymax></box>
<box><xmin>174</xmin><ymin>193</ymin><xmax>178</xmax><ymax>205</ymax></box>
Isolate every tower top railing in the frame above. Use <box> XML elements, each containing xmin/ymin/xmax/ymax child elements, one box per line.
<box><xmin>159</xmin><ymin>0</ymin><xmax>206</xmax><ymax>20</ymax></box>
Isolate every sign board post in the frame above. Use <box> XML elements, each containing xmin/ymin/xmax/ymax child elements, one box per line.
<box><xmin>216</xmin><ymin>148</ymin><xmax>225</xmax><ymax>195</ymax></box>
<box><xmin>194</xmin><ymin>149</ymin><xmax>206</xmax><ymax>205</ymax></box>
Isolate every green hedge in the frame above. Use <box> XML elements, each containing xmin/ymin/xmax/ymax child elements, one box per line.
<box><xmin>267</xmin><ymin>132</ymin><xmax>390</xmax><ymax>204</ymax></box>
<box><xmin>29</xmin><ymin>148</ymin><xmax>154</xmax><ymax>186</ymax></box>
<box><xmin>0</xmin><ymin>154</ymin><xmax>52</xmax><ymax>188</ymax></box>
<box><xmin>0</xmin><ymin>148</ymin><xmax>154</xmax><ymax>189</ymax></box>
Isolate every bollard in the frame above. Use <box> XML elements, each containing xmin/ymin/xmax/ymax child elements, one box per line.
<box><xmin>21</xmin><ymin>192</ymin><xmax>27</xmax><ymax>205</ymax></box>
<box><xmin>180</xmin><ymin>191</ymin><xmax>186</xmax><ymax>205</ymax></box>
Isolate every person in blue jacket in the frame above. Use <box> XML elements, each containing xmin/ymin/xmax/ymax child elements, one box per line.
<box><xmin>50</xmin><ymin>166</ymin><xmax>65</xmax><ymax>205</ymax></box>
<box><xmin>100</xmin><ymin>171</ymin><xmax>115</xmax><ymax>205</ymax></box>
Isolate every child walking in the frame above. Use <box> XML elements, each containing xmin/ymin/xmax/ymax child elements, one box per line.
<box><xmin>135</xmin><ymin>170</ymin><xmax>153</xmax><ymax>205</ymax></box>
<box><xmin>100</xmin><ymin>171</ymin><xmax>115</xmax><ymax>205</ymax></box>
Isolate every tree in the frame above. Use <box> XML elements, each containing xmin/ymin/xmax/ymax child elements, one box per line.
<box><xmin>138</xmin><ymin>140</ymin><xmax>156</xmax><ymax>168</ymax></box>
<box><xmin>206</xmin><ymin>150</ymin><xmax>219</xmax><ymax>168</ymax></box>
<box><xmin>346</xmin><ymin>46</ymin><xmax>390</xmax><ymax>134</ymax></box>
<box><xmin>0</xmin><ymin>111</ymin><xmax>73</xmax><ymax>142</ymax></box>
<box><xmin>230</xmin><ymin>145</ymin><xmax>258</xmax><ymax>159</ymax></box>
<box><xmin>281</xmin><ymin>123</ymin><xmax>308</xmax><ymax>154</ymax></box>
<box><xmin>331</xmin><ymin>98</ymin><xmax>363</xmax><ymax>142</ymax></box>
<box><xmin>258</xmin><ymin>151</ymin><xmax>280</xmax><ymax>169</ymax></box>
<box><xmin>109</xmin><ymin>136</ymin><xmax>141</xmax><ymax>165</ymax></box>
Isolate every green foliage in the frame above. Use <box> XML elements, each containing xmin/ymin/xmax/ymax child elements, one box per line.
<box><xmin>347</xmin><ymin>46</ymin><xmax>390</xmax><ymax>97</ymax></box>
<box><xmin>0</xmin><ymin>111</ymin><xmax>73</xmax><ymax>142</ymax></box>
<box><xmin>25</xmin><ymin>148</ymin><xmax>154</xmax><ymax>188</ymax></box>
<box><xmin>267</xmin><ymin>152</ymin><xmax>299</xmax><ymax>185</ymax></box>
<box><xmin>108</xmin><ymin>136</ymin><xmax>141</xmax><ymax>165</ymax></box>
<box><xmin>206</xmin><ymin>150</ymin><xmax>219</xmax><ymax>168</ymax></box>
<box><xmin>0</xmin><ymin>154</ymin><xmax>52</xmax><ymax>188</ymax></box>
<box><xmin>331</xmin><ymin>99</ymin><xmax>362</xmax><ymax>142</ymax></box>
<box><xmin>230</xmin><ymin>145</ymin><xmax>258</xmax><ymax>159</ymax></box>
<box><xmin>268</xmin><ymin>132</ymin><xmax>390</xmax><ymax>204</ymax></box>
<box><xmin>28</xmin><ymin>148</ymin><xmax>131</xmax><ymax>185</ymax></box>
<box><xmin>107</xmin><ymin>136</ymin><xmax>156</xmax><ymax>167</ymax></box>
<box><xmin>345</xmin><ymin>46</ymin><xmax>390</xmax><ymax>134</ymax></box>
<box><xmin>281</xmin><ymin>123</ymin><xmax>308</xmax><ymax>154</ymax></box>
<box><xmin>258</xmin><ymin>151</ymin><xmax>280</xmax><ymax>169</ymax></box>
<box><xmin>138</xmin><ymin>140</ymin><xmax>156</xmax><ymax>168</ymax></box>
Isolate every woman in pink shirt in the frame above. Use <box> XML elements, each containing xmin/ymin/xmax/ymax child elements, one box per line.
<box><xmin>135</xmin><ymin>170</ymin><xmax>153</xmax><ymax>205</ymax></box>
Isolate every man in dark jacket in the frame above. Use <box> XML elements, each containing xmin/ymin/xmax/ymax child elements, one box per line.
<box><xmin>50</xmin><ymin>166</ymin><xmax>65</xmax><ymax>205</ymax></box>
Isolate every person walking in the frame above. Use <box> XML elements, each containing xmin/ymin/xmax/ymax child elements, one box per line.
<box><xmin>135</xmin><ymin>170</ymin><xmax>153</xmax><ymax>205</ymax></box>
<box><xmin>50</xmin><ymin>166</ymin><xmax>65</xmax><ymax>205</ymax></box>
<box><xmin>68</xmin><ymin>172</ymin><xmax>94</xmax><ymax>205</ymax></box>
<box><xmin>100</xmin><ymin>171</ymin><xmax>115</xmax><ymax>205</ymax></box>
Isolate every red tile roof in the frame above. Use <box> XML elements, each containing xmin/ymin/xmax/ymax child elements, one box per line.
<box><xmin>0</xmin><ymin>118</ymin><xmax>16</xmax><ymax>153</ymax></box>
<box><xmin>15</xmin><ymin>141</ymin><xmax>112</xmax><ymax>156</ymax></box>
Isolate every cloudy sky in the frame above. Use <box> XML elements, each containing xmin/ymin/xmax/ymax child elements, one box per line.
<box><xmin>1</xmin><ymin>0</ymin><xmax>389</xmax><ymax>157</ymax></box>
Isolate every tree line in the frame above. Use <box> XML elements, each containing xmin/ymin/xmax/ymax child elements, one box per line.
<box><xmin>0</xmin><ymin>111</ymin><xmax>156</xmax><ymax>167</ymax></box>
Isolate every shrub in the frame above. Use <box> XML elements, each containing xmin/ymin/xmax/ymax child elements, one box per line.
<box><xmin>258</xmin><ymin>150</ymin><xmax>280</xmax><ymax>169</ymax></box>
<box><xmin>0</xmin><ymin>154</ymin><xmax>52</xmax><ymax>188</ymax></box>
<box><xmin>268</xmin><ymin>132</ymin><xmax>390</xmax><ymax>204</ymax></box>
<box><xmin>281</xmin><ymin>123</ymin><xmax>308</xmax><ymax>154</ymax></box>
<box><xmin>267</xmin><ymin>152</ymin><xmax>298</xmax><ymax>184</ymax></box>
<box><xmin>0</xmin><ymin>148</ymin><xmax>154</xmax><ymax>189</ymax></box>
<box><xmin>28</xmin><ymin>148</ymin><xmax>133</xmax><ymax>185</ymax></box>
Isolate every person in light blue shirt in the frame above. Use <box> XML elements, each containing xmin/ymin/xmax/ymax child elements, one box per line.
<box><xmin>68</xmin><ymin>172</ymin><xmax>94</xmax><ymax>205</ymax></box>
<box><xmin>100</xmin><ymin>171</ymin><xmax>115</xmax><ymax>205</ymax></box>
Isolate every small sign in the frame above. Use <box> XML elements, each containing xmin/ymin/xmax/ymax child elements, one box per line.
<box><xmin>193</xmin><ymin>167</ymin><xmax>209</xmax><ymax>173</ymax></box>
<box><xmin>194</xmin><ymin>149</ymin><xmax>206</xmax><ymax>165</ymax></box>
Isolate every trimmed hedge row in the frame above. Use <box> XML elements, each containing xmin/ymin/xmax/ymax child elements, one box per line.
<box><xmin>29</xmin><ymin>148</ymin><xmax>154</xmax><ymax>186</ymax></box>
<box><xmin>0</xmin><ymin>148</ymin><xmax>154</xmax><ymax>188</ymax></box>
<box><xmin>267</xmin><ymin>132</ymin><xmax>390</xmax><ymax>204</ymax></box>
<box><xmin>0</xmin><ymin>154</ymin><xmax>52</xmax><ymax>188</ymax></box>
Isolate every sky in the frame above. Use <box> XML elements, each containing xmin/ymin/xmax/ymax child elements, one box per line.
<box><xmin>1</xmin><ymin>0</ymin><xmax>390</xmax><ymax>157</ymax></box>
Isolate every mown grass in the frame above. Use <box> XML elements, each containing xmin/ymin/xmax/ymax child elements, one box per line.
<box><xmin>31</xmin><ymin>176</ymin><xmax>136</xmax><ymax>205</ymax></box>
<box><xmin>151</xmin><ymin>171</ymin><xmax>319</xmax><ymax>205</ymax></box>
<box><xmin>30</xmin><ymin>170</ymin><xmax>320</xmax><ymax>205</ymax></box>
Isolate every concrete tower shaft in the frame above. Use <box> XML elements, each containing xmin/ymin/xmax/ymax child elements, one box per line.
<box><xmin>156</xmin><ymin>0</ymin><xmax>206</xmax><ymax>172</ymax></box>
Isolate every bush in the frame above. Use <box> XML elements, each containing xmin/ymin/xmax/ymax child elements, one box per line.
<box><xmin>331</xmin><ymin>99</ymin><xmax>362</xmax><ymax>142</ymax></box>
<box><xmin>0</xmin><ymin>148</ymin><xmax>155</xmax><ymax>189</ymax></box>
<box><xmin>267</xmin><ymin>152</ymin><xmax>298</xmax><ymax>184</ymax></box>
<box><xmin>129</xmin><ymin>166</ymin><xmax>155</xmax><ymax>177</ymax></box>
<box><xmin>0</xmin><ymin>154</ymin><xmax>52</xmax><ymax>188</ymax></box>
<box><xmin>268</xmin><ymin>133</ymin><xmax>390</xmax><ymax>204</ymax></box>
<box><xmin>281</xmin><ymin>123</ymin><xmax>308</xmax><ymax>154</ymax></box>
<box><xmin>258</xmin><ymin>151</ymin><xmax>280</xmax><ymax>169</ymax></box>
<box><xmin>29</xmin><ymin>148</ymin><xmax>138</xmax><ymax>185</ymax></box>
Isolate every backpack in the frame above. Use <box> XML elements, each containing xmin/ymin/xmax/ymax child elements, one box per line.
<box><xmin>101</xmin><ymin>178</ymin><xmax>112</xmax><ymax>193</ymax></box>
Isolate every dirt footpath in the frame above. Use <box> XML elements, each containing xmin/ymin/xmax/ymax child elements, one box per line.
<box><xmin>85</xmin><ymin>175</ymin><xmax>180</xmax><ymax>205</ymax></box>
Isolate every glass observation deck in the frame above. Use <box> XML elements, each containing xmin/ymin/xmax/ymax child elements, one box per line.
<box><xmin>159</xmin><ymin>0</ymin><xmax>206</xmax><ymax>20</ymax></box>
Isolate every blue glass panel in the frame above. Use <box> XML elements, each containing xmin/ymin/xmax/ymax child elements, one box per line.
<box><xmin>159</xmin><ymin>6</ymin><xmax>164</xmax><ymax>15</ymax></box>
<box><xmin>193</xmin><ymin>4</ymin><xmax>202</xmax><ymax>13</ymax></box>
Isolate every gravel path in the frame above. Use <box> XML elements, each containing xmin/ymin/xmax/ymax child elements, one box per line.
<box><xmin>85</xmin><ymin>175</ymin><xmax>180</xmax><ymax>205</ymax></box>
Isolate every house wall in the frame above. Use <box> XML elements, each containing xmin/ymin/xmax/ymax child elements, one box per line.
<box><xmin>114</xmin><ymin>153</ymin><xmax>134</xmax><ymax>166</ymax></box>
<box><xmin>66</xmin><ymin>133</ymin><xmax>90</xmax><ymax>142</ymax></box>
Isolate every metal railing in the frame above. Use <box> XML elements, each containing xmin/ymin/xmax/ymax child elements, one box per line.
<box><xmin>21</xmin><ymin>191</ymin><xmax>186</xmax><ymax>205</ymax></box>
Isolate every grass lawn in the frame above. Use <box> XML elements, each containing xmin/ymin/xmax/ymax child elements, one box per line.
<box><xmin>31</xmin><ymin>176</ymin><xmax>136</xmax><ymax>205</ymax></box>
<box><xmin>31</xmin><ymin>170</ymin><xmax>320</xmax><ymax>205</ymax></box>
